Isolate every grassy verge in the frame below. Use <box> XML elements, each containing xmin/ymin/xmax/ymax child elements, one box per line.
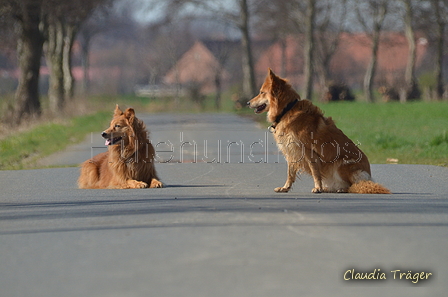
<box><xmin>0</xmin><ymin>111</ymin><xmax>111</xmax><ymax>170</ymax></box>
<box><xmin>315</xmin><ymin>101</ymin><xmax>448</xmax><ymax>166</ymax></box>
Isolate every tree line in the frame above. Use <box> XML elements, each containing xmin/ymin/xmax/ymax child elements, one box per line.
<box><xmin>0</xmin><ymin>0</ymin><xmax>447</xmax><ymax>125</ymax></box>
<box><xmin>0</xmin><ymin>0</ymin><xmax>111</xmax><ymax>125</ymax></box>
<box><xmin>174</xmin><ymin>0</ymin><xmax>447</xmax><ymax>103</ymax></box>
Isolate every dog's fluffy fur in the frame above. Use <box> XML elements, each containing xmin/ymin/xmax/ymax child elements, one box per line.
<box><xmin>78</xmin><ymin>105</ymin><xmax>163</xmax><ymax>189</ymax></box>
<box><xmin>248</xmin><ymin>69</ymin><xmax>390</xmax><ymax>194</ymax></box>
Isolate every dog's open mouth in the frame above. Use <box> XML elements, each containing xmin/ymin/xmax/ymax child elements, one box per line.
<box><xmin>255</xmin><ymin>103</ymin><xmax>267</xmax><ymax>114</ymax></box>
<box><xmin>105</xmin><ymin>136</ymin><xmax>123</xmax><ymax>146</ymax></box>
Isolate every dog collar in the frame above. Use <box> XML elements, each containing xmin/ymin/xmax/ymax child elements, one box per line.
<box><xmin>268</xmin><ymin>99</ymin><xmax>299</xmax><ymax>133</ymax></box>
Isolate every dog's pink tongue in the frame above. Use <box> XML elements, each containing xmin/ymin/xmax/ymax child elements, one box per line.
<box><xmin>105</xmin><ymin>139</ymin><xmax>111</xmax><ymax>145</ymax></box>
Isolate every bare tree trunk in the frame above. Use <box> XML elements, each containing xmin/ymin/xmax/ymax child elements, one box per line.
<box><xmin>364</xmin><ymin>28</ymin><xmax>380</xmax><ymax>103</ymax></box>
<box><xmin>433</xmin><ymin>0</ymin><xmax>445</xmax><ymax>100</ymax></box>
<box><xmin>13</xmin><ymin>0</ymin><xmax>44</xmax><ymax>124</ymax></box>
<box><xmin>362</xmin><ymin>3</ymin><xmax>387</xmax><ymax>103</ymax></box>
<box><xmin>46</xmin><ymin>1</ymin><xmax>98</xmax><ymax>101</ymax></box>
<box><xmin>214</xmin><ymin>71</ymin><xmax>222</xmax><ymax>110</ymax></box>
<box><xmin>316</xmin><ymin>58</ymin><xmax>332</xmax><ymax>90</ymax></box>
<box><xmin>45</xmin><ymin>17</ymin><xmax>65</xmax><ymax>113</ymax></box>
<box><xmin>239</xmin><ymin>0</ymin><xmax>256</xmax><ymax>101</ymax></box>
<box><xmin>403</xmin><ymin>0</ymin><xmax>417</xmax><ymax>102</ymax></box>
<box><xmin>80</xmin><ymin>34</ymin><xmax>91</xmax><ymax>95</ymax></box>
<box><xmin>434</xmin><ymin>26</ymin><xmax>444</xmax><ymax>100</ymax></box>
<box><xmin>315</xmin><ymin>32</ymin><xmax>341</xmax><ymax>91</ymax></box>
<box><xmin>63</xmin><ymin>24</ymin><xmax>77</xmax><ymax>100</ymax></box>
<box><xmin>303</xmin><ymin>0</ymin><xmax>315</xmax><ymax>100</ymax></box>
<box><xmin>315</xmin><ymin>44</ymin><xmax>329</xmax><ymax>92</ymax></box>
<box><xmin>314</xmin><ymin>0</ymin><xmax>347</xmax><ymax>91</ymax></box>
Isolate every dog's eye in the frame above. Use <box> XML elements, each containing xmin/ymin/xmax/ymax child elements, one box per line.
<box><xmin>115</xmin><ymin>124</ymin><xmax>120</xmax><ymax>128</ymax></box>
<box><xmin>260</xmin><ymin>91</ymin><xmax>265</xmax><ymax>95</ymax></box>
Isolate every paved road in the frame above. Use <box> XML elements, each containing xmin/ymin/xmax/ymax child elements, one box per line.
<box><xmin>2</xmin><ymin>113</ymin><xmax>448</xmax><ymax>297</ymax></box>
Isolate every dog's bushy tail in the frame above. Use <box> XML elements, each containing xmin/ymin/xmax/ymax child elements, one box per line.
<box><xmin>348</xmin><ymin>180</ymin><xmax>391</xmax><ymax>194</ymax></box>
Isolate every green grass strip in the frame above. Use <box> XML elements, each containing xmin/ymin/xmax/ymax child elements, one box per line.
<box><xmin>315</xmin><ymin>101</ymin><xmax>448</xmax><ymax>166</ymax></box>
<box><xmin>0</xmin><ymin>111</ymin><xmax>111</xmax><ymax>170</ymax></box>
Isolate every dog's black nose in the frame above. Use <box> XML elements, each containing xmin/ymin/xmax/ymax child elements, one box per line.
<box><xmin>246</xmin><ymin>101</ymin><xmax>250</xmax><ymax>106</ymax></box>
<box><xmin>101</xmin><ymin>132</ymin><xmax>107</xmax><ymax>138</ymax></box>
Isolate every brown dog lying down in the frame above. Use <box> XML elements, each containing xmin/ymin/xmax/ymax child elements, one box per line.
<box><xmin>78</xmin><ymin>105</ymin><xmax>163</xmax><ymax>189</ymax></box>
<box><xmin>248</xmin><ymin>69</ymin><xmax>390</xmax><ymax>194</ymax></box>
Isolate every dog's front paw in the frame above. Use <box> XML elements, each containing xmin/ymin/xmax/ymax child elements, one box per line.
<box><xmin>127</xmin><ymin>180</ymin><xmax>148</xmax><ymax>189</ymax></box>
<box><xmin>311</xmin><ymin>187</ymin><xmax>323</xmax><ymax>193</ymax></box>
<box><xmin>150</xmin><ymin>179</ymin><xmax>163</xmax><ymax>188</ymax></box>
<box><xmin>274</xmin><ymin>187</ymin><xmax>290</xmax><ymax>193</ymax></box>
<box><xmin>136</xmin><ymin>181</ymin><xmax>149</xmax><ymax>188</ymax></box>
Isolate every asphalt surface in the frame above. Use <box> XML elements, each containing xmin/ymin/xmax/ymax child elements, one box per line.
<box><xmin>1</xmin><ymin>113</ymin><xmax>448</xmax><ymax>297</ymax></box>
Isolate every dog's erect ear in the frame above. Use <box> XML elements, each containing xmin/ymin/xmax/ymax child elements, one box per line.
<box><xmin>268</xmin><ymin>69</ymin><xmax>284</xmax><ymax>95</ymax></box>
<box><xmin>114</xmin><ymin>104</ymin><xmax>123</xmax><ymax>117</ymax></box>
<box><xmin>124</xmin><ymin>108</ymin><xmax>135</xmax><ymax>125</ymax></box>
<box><xmin>269</xmin><ymin>69</ymin><xmax>281</xmax><ymax>84</ymax></box>
<box><xmin>267</xmin><ymin>68</ymin><xmax>275</xmax><ymax>84</ymax></box>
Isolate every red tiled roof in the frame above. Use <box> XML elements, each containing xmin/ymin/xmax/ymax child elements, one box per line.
<box><xmin>164</xmin><ymin>41</ymin><xmax>229</xmax><ymax>93</ymax></box>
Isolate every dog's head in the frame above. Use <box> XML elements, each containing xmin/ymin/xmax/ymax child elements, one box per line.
<box><xmin>102</xmin><ymin>105</ymin><xmax>136</xmax><ymax>146</ymax></box>
<box><xmin>247</xmin><ymin>68</ymin><xmax>294</xmax><ymax>115</ymax></box>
